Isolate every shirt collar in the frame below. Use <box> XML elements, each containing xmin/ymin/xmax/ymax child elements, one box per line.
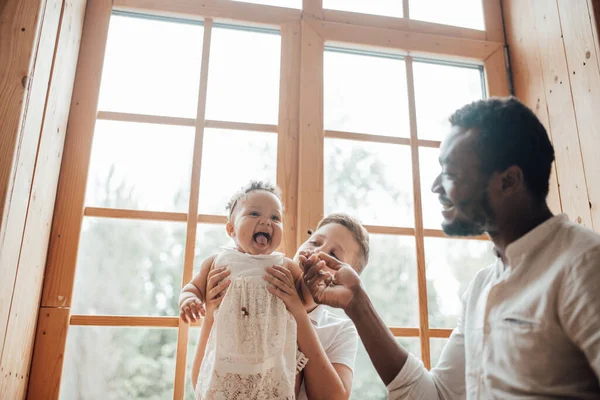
<box><xmin>308</xmin><ymin>305</ymin><xmax>326</xmax><ymax>325</ymax></box>
<box><xmin>505</xmin><ymin>213</ymin><xmax>568</xmax><ymax>265</ymax></box>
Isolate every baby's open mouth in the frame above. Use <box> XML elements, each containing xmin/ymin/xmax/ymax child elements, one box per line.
<box><xmin>253</xmin><ymin>232</ymin><xmax>271</xmax><ymax>246</ymax></box>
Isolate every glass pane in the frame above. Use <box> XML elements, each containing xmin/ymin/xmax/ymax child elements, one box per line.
<box><xmin>425</xmin><ymin>237</ymin><xmax>496</xmax><ymax>328</ymax></box>
<box><xmin>362</xmin><ymin>234</ymin><xmax>419</xmax><ymax>327</ymax></box>
<box><xmin>324</xmin><ymin>0</ymin><xmax>403</xmax><ymax>17</ymax></box>
<box><xmin>351</xmin><ymin>338</ymin><xmax>420</xmax><ymax>399</ymax></box>
<box><xmin>409</xmin><ymin>0</ymin><xmax>484</xmax><ymax>30</ymax></box>
<box><xmin>233</xmin><ymin>0</ymin><xmax>301</xmax><ymax>7</ymax></box>
<box><xmin>193</xmin><ymin>224</ymin><xmax>234</xmax><ymax>276</ymax></box>
<box><xmin>98</xmin><ymin>15</ymin><xmax>203</xmax><ymax>118</ymax></box>
<box><xmin>206</xmin><ymin>27</ymin><xmax>280</xmax><ymax>124</ymax></box>
<box><xmin>71</xmin><ymin>218</ymin><xmax>185</xmax><ymax>316</ymax></box>
<box><xmin>413</xmin><ymin>61</ymin><xmax>484</xmax><ymax>141</ymax></box>
<box><xmin>324</xmin><ymin>50</ymin><xmax>409</xmax><ymax>137</ymax></box>
<box><xmin>198</xmin><ymin>129</ymin><xmax>277</xmax><ymax>215</ymax></box>
<box><xmin>419</xmin><ymin>146</ymin><xmax>443</xmax><ymax>230</ymax></box>
<box><xmin>60</xmin><ymin>326</ymin><xmax>177</xmax><ymax>399</ymax></box>
<box><xmin>186</xmin><ymin>327</ymin><xmax>201</xmax><ymax>399</ymax></box>
<box><xmin>324</xmin><ymin>138</ymin><xmax>414</xmax><ymax>227</ymax></box>
<box><xmin>430</xmin><ymin>338</ymin><xmax>449</xmax><ymax>368</ymax></box>
<box><xmin>85</xmin><ymin>120</ymin><xmax>194</xmax><ymax>212</ymax></box>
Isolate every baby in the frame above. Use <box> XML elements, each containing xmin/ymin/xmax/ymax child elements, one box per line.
<box><xmin>179</xmin><ymin>181</ymin><xmax>306</xmax><ymax>400</ymax></box>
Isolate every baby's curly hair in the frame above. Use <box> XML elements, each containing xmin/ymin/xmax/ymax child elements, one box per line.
<box><xmin>226</xmin><ymin>181</ymin><xmax>282</xmax><ymax>220</ymax></box>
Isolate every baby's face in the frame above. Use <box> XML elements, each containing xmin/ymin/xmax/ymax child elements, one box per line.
<box><xmin>227</xmin><ymin>190</ymin><xmax>283</xmax><ymax>255</ymax></box>
<box><xmin>295</xmin><ymin>222</ymin><xmax>360</xmax><ymax>270</ymax></box>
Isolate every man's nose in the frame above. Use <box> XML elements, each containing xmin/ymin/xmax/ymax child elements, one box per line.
<box><xmin>431</xmin><ymin>173</ymin><xmax>442</xmax><ymax>194</ymax></box>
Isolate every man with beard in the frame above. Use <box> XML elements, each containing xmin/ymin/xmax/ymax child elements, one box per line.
<box><xmin>303</xmin><ymin>97</ymin><xmax>600</xmax><ymax>399</ymax></box>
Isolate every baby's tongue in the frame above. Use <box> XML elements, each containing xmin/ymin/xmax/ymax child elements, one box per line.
<box><xmin>255</xmin><ymin>233</ymin><xmax>268</xmax><ymax>246</ymax></box>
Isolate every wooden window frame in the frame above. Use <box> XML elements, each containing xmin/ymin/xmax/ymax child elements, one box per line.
<box><xmin>27</xmin><ymin>0</ymin><xmax>508</xmax><ymax>398</ymax></box>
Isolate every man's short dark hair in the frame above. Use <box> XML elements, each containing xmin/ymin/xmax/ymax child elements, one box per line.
<box><xmin>449</xmin><ymin>96</ymin><xmax>555</xmax><ymax>202</ymax></box>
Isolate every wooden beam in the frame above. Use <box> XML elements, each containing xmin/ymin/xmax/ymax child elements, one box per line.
<box><xmin>324</xmin><ymin>129</ymin><xmax>443</xmax><ymax>148</ymax></box>
<box><xmin>484</xmin><ymin>46</ymin><xmax>510</xmax><ymax>97</ymax></box>
<box><xmin>307</xmin><ymin>19</ymin><xmax>503</xmax><ymax>62</ymax></box>
<box><xmin>26</xmin><ymin>308</ymin><xmax>70</xmax><ymax>400</ymax></box>
<box><xmin>83</xmin><ymin>206</ymin><xmax>228</xmax><ymax>224</ymax></box>
<box><xmin>429</xmin><ymin>328</ymin><xmax>453</xmax><ymax>338</ymax></box>
<box><xmin>0</xmin><ymin>0</ymin><xmax>61</xmax><ymax>361</ymax></box>
<box><xmin>363</xmin><ymin>225</ymin><xmax>415</xmax><ymax>236</ymax></box>
<box><xmin>0</xmin><ymin>0</ymin><xmax>45</xmax><ymax>233</ymax></box>
<box><xmin>503</xmin><ymin>0</ymin><xmax>562</xmax><ymax>215</ymax></box>
<box><xmin>40</xmin><ymin>0</ymin><xmax>111</xmax><ymax>308</ymax></box>
<box><xmin>402</xmin><ymin>0</ymin><xmax>409</xmax><ymax>19</ymax></box>
<box><xmin>323</xmin><ymin>9</ymin><xmax>487</xmax><ymax>41</ymax></box>
<box><xmin>84</xmin><ymin>206</ymin><xmax>187</xmax><ymax>222</ymax></box>
<box><xmin>1</xmin><ymin>1</ymin><xmax>87</xmax><ymax>398</ymax></box>
<box><xmin>389</xmin><ymin>327</ymin><xmax>419</xmax><ymax>337</ymax></box>
<box><xmin>482</xmin><ymin>0</ymin><xmax>505</xmax><ymax>42</ymax></box>
<box><xmin>97</xmin><ymin>110</ymin><xmax>195</xmax><ymax>126</ymax></box>
<box><xmin>28</xmin><ymin>2</ymin><xmax>111</xmax><ymax>398</ymax></box>
<box><xmin>325</xmin><ymin>130</ymin><xmax>411</xmax><ymax>146</ymax></box>
<box><xmin>303</xmin><ymin>0</ymin><xmax>323</xmax><ymax>20</ymax></box>
<box><xmin>114</xmin><ymin>0</ymin><xmax>301</xmax><ymax>27</ymax></box>
<box><xmin>70</xmin><ymin>315</ymin><xmax>186</xmax><ymax>327</ymax></box>
<box><xmin>96</xmin><ymin>111</ymin><xmax>278</xmax><ymax>133</ymax></box>
<box><xmin>297</xmin><ymin>21</ymin><xmax>324</xmax><ymax>245</ymax></box>
<box><xmin>529</xmin><ymin>0</ymin><xmax>592</xmax><ymax>228</ymax></box>
<box><xmin>557</xmin><ymin>0</ymin><xmax>600</xmax><ymax>231</ymax></box>
<box><xmin>277</xmin><ymin>21</ymin><xmax>302</xmax><ymax>257</ymax></box>
<box><xmin>204</xmin><ymin>119</ymin><xmax>278</xmax><ymax>133</ymax></box>
<box><xmin>422</xmin><ymin>229</ymin><xmax>488</xmax><ymax>241</ymax></box>
<box><xmin>405</xmin><ymin>57</ymin><xmax>430</xmax><ymax>369</ymax></box>
<box><xmin>173</xmin><ymin>18</ymin><xmax>213</xmax><ymax>400</ymax></box>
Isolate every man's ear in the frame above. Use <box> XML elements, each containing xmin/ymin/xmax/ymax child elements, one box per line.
<box><xmin>226</xmin><ymin>221</ymin><xmax>235</xmax><ymax>238</ymax></box>
<box><xmin>500</xmin><ymin>165</ymin><xmax>524</xmax><ymax>195</ymax></box>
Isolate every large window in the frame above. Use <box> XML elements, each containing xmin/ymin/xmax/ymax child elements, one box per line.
<box><xmin>61</xmin><ymin>14</ymin><xmax>282</xmax><ymax>400</ymax></box>
<box><xmin>322</xmin><ymin>47</ymin><xmax>492</xmax><ymax>397</ymax></box>
<box><xmin>32</xmin><ymin>1</ymin><xmax>509</xmax><ymax>399</ymax></box>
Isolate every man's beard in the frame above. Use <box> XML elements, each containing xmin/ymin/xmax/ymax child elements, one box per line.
<box><xmin>442</xmin><ymin>192</ymin><xmax>495</xmax><ymax>237</ymax></box>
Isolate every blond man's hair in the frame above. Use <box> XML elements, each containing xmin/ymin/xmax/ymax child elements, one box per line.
<box><xmin>317</xmin><ymin>213</ymin><xmax>370</xmax><ymax>273</ymax></box>
<box><xmin>226</xmin><ymin>181</ymin><xmax>282</xmax><ymax>220</ymax></box>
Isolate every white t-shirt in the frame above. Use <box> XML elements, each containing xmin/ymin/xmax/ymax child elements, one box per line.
<box><xmin>297</xmin><ymin>305</ymin><xmax>359</xmax><ymax>400</ymax></box>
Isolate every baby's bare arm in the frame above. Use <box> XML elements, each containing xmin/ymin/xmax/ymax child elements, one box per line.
<box><xmin>179</xmin><ymin>254</ymin><xmax>216</xmax><ymax>322</ymax></box>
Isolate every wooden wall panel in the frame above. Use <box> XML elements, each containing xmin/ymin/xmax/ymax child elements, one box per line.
<box><xmin>0</xmin><ymin>0</ymin><xmax>56</xmax><ymax>358</ymax></box>
<box><xmin>503</xmin><ymin>0</ymin><xmax>562</xmax><ymax>214</ymax></box>
<box><xmin>0</xmin><ymin>0</ymin><xmax>87</xmax><ymax>398</ymax></box>
<box><xmin>557</xmin><ymin>0</ymin><xmax>600</xmax><ymax>230</ymax></box>
<box><xmin>503</xmin><ymin>0</ymin><xmax>600</xmax><ymax>225</ymax></box>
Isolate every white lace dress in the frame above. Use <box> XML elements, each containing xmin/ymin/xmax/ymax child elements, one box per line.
<box><xmin>195</xmin><ymin>248</ymin><xmax>307</xmax><ymax>400</ymax></box>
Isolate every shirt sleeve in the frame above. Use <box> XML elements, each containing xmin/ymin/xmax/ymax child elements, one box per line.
<box><xmin>387</xmin><ymin>291</ymin><xmax>468</xmax><ymax>400</ymax></box>
<box><xmin>326</xmin><ymin>320</ymin><xmax>359</xmax><ymax>371</ymax></box>
<box><xmin>559</xmin><ymin>245</ymin><xmax>600</xmax><ymax>379</ymax></box>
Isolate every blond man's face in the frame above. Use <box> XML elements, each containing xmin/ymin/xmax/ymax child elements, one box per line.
<box><xmin>294</xmin><ymin>222</ymin><xmax>360</xmax><ymax>272</ymax></box>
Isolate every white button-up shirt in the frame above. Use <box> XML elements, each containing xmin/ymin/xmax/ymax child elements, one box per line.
<box><xmin>388</xmin><ymin>214</ymin><xmax>600</xmax><ymax>399</ymax></box>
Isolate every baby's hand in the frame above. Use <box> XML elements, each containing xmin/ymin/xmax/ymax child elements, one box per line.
<box><xmin>180</xmin><ymin>296</ymin><xmax>205</xmax><ymax>323</ymax></box>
